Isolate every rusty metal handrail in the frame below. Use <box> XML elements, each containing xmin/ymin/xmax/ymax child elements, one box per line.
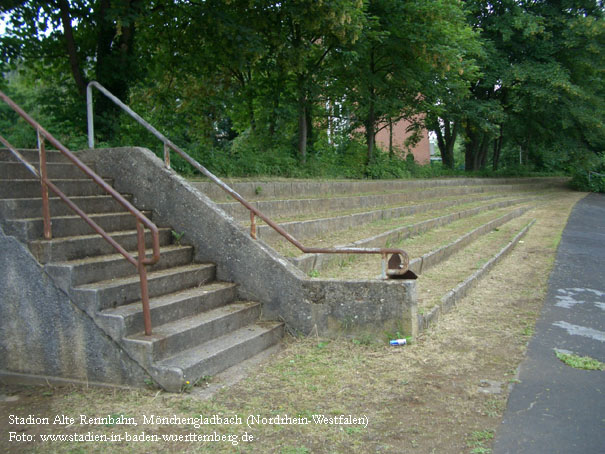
<box><xmin>86</xmin><ymin>81</ymin><xmax>410</xmax><ymax>278</ymax></box>
<box><xmin>0</xmin><ymin>90</ymin><xmax>160</xmax><ymax>335</ymax></box>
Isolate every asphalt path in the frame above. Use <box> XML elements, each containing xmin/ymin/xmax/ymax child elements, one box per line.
<box><xmin>493</xmin><ymin>193</ymin><xmax>605</xmax><ymax>454</ymax></box>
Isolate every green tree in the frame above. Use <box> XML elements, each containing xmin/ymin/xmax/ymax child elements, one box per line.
<box><xmin>1</xmin><ymin>0</ymin><xmax>148</xmax><ymax>140</ymax></box>
<box><xmin>338</xmin><ymin>0</ymin><xmax>478</xmax><ymax>164</ymax></box>
<box><xmin>460</xmin><ymin>0</ymin><xmax>605</xmax><ymax>171</ymax></box>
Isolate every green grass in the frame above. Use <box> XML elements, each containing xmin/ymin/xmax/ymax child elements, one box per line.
<box><xmin>555</xmin><ymin>350</ymin><xmax>605</xmax><ymax>371</ymax></box>
<box><xmin>467</xmin><ymin>429</ymin><xmax>494</xmax><ymax>453</ymax></box>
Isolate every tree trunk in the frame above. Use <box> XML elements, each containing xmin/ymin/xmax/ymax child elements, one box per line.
<box><xmin>297</xmin><ymin>100</ymin><xmax>307</xmax><ymax>163</ymax></box>
<box><xmin>464</xmin><ymin>128</ymin><xmax>478</xmax><ymax>171</ymax></box>
<box><xmin>493</xmin><ymin>125</ymin><xmax>503</xmax><ymax>171</ymax></box>
<box><xmin>306</xmin><ymin>104</ymin><xmax>314</xmax><ymax>152</ymax></box>
<box><xmin>388</xmin><ymin>118</ymin><xmax>394</xmax><ymax>156</ymax></box>
<box><xmin>479</xmin><ymin>136</ymin><xmax>490</xmax><ymax>169</ymax></box>
<box><xmin>94</xmin><ymin>0</ymin><xmax>140</xmax><ymax>140</ymax></box>
<box><xmin>366</xmin><ymin>98</ymin><xmax>376</xmax><ymax>165</ymax></box>
<box><xmin>57</xmin><ymin>0</ymin><xmax>86</xmax><ymax>97</ymax></box>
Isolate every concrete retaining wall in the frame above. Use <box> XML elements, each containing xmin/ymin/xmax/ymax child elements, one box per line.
<box><xmin>0</xmin><ymin>224</ymin><xmax>151</xmax><ymax>386</ymax></box>
<box><xmin>87</xmin><ymin>148</ymin><xmax>418</xmax><ymax>338</ymax></box>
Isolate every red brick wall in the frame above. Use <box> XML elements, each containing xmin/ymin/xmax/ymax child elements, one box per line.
<box><xmin>375</xmin><ymin>119</ymin><xmax>431</xmax><ymax>165</ymax></box>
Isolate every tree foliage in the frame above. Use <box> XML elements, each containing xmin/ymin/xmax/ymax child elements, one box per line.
<box><xmin>1</xmin><ymin>0</ymin><xmax>603</xmax><ymax>180</ymax></box>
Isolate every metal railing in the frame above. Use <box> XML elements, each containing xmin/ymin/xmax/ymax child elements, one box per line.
<box><xmin>0</xmin><ymin>90</ymin><xmax>160</xmax><ymax>336</ymax></box>
<box><xmin>588</xmin><ymin>171</ymin><xmax>605</xmax><ymax>184</ymax></box>
<box><xmin>86</xmin><ymin>81</ymin><xmax>411</xmax><ymax>278</ymax></box>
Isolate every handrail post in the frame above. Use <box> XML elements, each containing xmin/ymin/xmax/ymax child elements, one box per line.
<box><xmin>250</xmin><ymin>212</ymin><xmax>257</xmax><ymax>239</ymax></box>
<box><xmin>163</xmin><ymin>142</ymin><xmax>170</xmax><ymax>168</ymax></box>
<box><xmin>87</xmin><ymin>83</ymin><xmax>94</xmax><ymax>148</ymax></box>
<box><xmin>136</xmin><ymin>220</ymin><xmax>152</xmax><ymax>335</ymax></box>
<box><xmin>37</xmin><ymin>130</ymin><xmax>52</xmax><ymax>240</ymax></box>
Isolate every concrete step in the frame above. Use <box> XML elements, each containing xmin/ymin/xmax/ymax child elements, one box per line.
<box><xmin>291</xmin><ymin>196</ymin><xmax>533</xmax><ymax>273</ymax></box>
<box><xmin>45</xmin><ymin>244</ymin><xmax>194</xmax><ymax>287</ymax></box>
<box><xmin>0</xmin><ymin>194</ymin><xmax>132</xmax><ymax>219</ymax></box>
<box><xmin>218</xmin><ymin>183</ymin><xmax>545</xmax><ymax>221</ymax></box>
<box><xmin>416</xmin><ymin>219</ymin><xmax>535</xmax><ymax>332</ymax></box>
<box><xmin>2</xmin><ymin>210</ymin><xmax>153</xmax><ymax>241</ymax></box>
<box><xmin>98</xmin><ymin>282</ymin><xmax>238</xmax><ymax>338</ymax></box>
<box><xmin>0</xmin><ymin>148</ymin><xmax>83</xmax><ymax>164</ymax></box>
<box><xmin>73</xmin><ymin>263</ymin><xmax>216</xmax><ymax>310</ymax></box>
<box><xmin>0</xmin><ymin>178</ymin><xmax>113</xmax><ymax>199</ymax></box>
<box><xmin>154</xmin><ymin>321</ymin><xmax>284</xmax><ymax>392</ymax></box>
<box><xmin>194</xmin><ymin>177</ymin><xmax>568</xmax><ymax>201</ymax></box>
<box><xmin>256</xmin><ymin>194</ymin><xmax>504</xmax><ymax>243</ymax></box>
<box><xmin>407</xmin><ymin>206</ymin><xmax>530</xmax><ymax>275</ymax></box>
<box><xmin>0</xmin><ymin>162</ymin><xmax>94</xmax><ymax>179</ymax></box>
<box><xmin>124</xmin><ymin>301</ymin><xmax>262</xmax><ymax>362</ymax></box>
<box><xmin>29</xmin><ymin>227</ymin><xmax>174</xmax><ymax>263</ymax></box>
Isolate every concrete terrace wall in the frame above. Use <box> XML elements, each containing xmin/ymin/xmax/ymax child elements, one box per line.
<box><xmin>0</xmin><ymin>224</ymin><xmax>150</xmax><ymax>386</ymax></box>
<box><xmin>192</xmin><ymin>177</ymin><xmax>568</xmax><ymax>202</ymax></box>
<box><xmin>87</xmin><ymin>147</ymin><xmax>418</xmax><ymax>337</ymax></box>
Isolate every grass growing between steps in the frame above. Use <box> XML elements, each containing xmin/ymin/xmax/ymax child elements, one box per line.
<box><xmin>252</xmin><ymin>192</ymin><xmax>507</xmax><ymax>225</ymax></box>
<box><xmin>316</xmin><ymin>201</ymin><xmax>532</xmax><ymax>279</ymax></box>
<box><xmin>0</xmin><ymin>190</ymin><xmax>585</xmax><ymax>454</ymax></box>
<box><xmin>271</xmin><ymin>194</ymin><xmax>531</xmax><ymax>258</ymax></box>
<box><xmin>415</xmin><ymin>215</ymin><xmax>534</xmax><ymax>314</ymax></box>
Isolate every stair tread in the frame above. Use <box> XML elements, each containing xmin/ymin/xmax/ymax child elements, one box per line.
<box><xmin>126</xmin><ymin>301</ymin><xmax>260</xmax><ymax>342</ymax></box>
<box><xmin>156</xmin><ymin>322</ymin><xmax>283</xmax><ymax>369</ymax></box>
<box><xmin>49</xmin><ymin>244</ymin><xmax>191</xmax><ymax>267</ymax></box>
<box><xmin>75</xmin><ymin>263</ymin><xmax>213</xmax><ymax>290</ymax></box>
<box><xmin>6</xmin><ymin>210</ymin><xmax>151</xmax><ymax>222</ymax></box>
<box><xmin>100</xmin><ymin>282</ymin><xmax>238</xmax><ymax>318</ymax></box>
<box><xmin>29</xmin><ymin>227</ymin><xmax>173</xmax><ymax>245</ymax></box>
<box><xmin>0</xmin><ymin>178</ymin><xmax>110</xmax><ymax>183</ymax></box>
<box><xmin>0</xmin><ymin>194</ymin><xmax>128</xmax><ymax>202</ymax></box>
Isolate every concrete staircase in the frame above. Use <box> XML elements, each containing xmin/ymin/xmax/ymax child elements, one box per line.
<box><xmin>0</xmin><ymin>148</ymin><xmax>283</xmax><ymax>391</ymax></box>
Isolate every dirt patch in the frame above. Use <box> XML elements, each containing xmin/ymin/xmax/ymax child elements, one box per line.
<box><xmin>0</xmin><ymin>190</ymin><xmax>585</xmax><ymax>454</ymax></box>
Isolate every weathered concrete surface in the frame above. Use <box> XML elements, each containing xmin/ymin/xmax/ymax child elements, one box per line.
<box><xmin>417</xmin><ymin>219</ymin><xmax>535</xmax><ymax>331</ymax></box>
<box><xmin>193</xmin><ymin>177</ymin><xmax>568</xmax><ymax>202</ymax></box>
<box><xmin>217</xmin><ymin>183</ymin><xmax>554</xmax><ymax>221</ymax></box>
<box><xmin>0</xmin><ymin>224</ymin><xmax>151</xmax><ymax>386</ymax></box>
<box><xmin>87</xmin><ymin>147</ymin><xmax>418</xmax><ymax>337</ymax></box>
<box><xmin>256</xmin><ymin>194</ymin><xmax>504</xmax><ymax>243</ymax></box>
<box><xmin>293</xmin><ymin>197</ymin><xmax>532</xmax><ymax>274</ymax></box>
<box><xmin>408</xmin><ymin>206</ymin><xmax>530</xmax><ymax>275</ymax></box>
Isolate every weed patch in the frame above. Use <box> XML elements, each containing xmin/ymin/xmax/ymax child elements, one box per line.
<box><xmin>555</xmin><ymin>350</ymin><xmax>605</xmax><ymax>371</ymax></box>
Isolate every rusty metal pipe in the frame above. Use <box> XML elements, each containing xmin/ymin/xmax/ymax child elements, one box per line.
<box><xmin>0</xmin><ymin>89</ymin><xmax>161</xmax><ymax>267</ymax></box>
<box><xmin>37</xmin><ymin>131</ymin><xmax>52</xmax><ymax>240</ymax></box>
<box><xmin>0</xmin><ymin>90</ymin><xmax>162</xmax><ymax>336</ymax></box>
<box><xmin>85</xmin><ymin>81</ymin><xmax>410</xmax><ymax>277</ymax></box>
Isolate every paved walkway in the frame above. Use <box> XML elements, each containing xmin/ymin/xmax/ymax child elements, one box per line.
<box><xmin>493</xmin><ymin>193</ymin><xmax>605</xmax><ymax>454</ymax></box>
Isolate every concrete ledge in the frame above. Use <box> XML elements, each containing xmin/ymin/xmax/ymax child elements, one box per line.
<box><xmin>408</xmin><ymin>206</ymin><xmax>530</xmax><ymax>275</ymax></box>
<box><xmin>86</xmin><ymin>147</ymin><xmax>418</xmax><ymax>338</ymax></box>
<box><xmin>292</xmin><ymin>197</ymin><xmax>532</xmax><ymax>273</ymax></box>
<box><xmin>217</xmin><ymin>183</ymin><xmax>555</xmax><ymax>221</ymax></box>
<box><xmin>193</xmin><ymin>177</ymin><xmax>568</xmax><ymax>202</ymax></box>
<box><xmin>256</xmin><ymin>194</ymin><xmax>504</xmax><ymax>243</ymax></box>
<box><xmin>417</xmin><ymin>219</ymin><xmax>536</xmax><ymax>331</ymax></box>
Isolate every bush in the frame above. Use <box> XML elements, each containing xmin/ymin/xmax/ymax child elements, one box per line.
<box><xmin>569</xmin><ymin>153</ymin><xmax>605</xmax><ymax>193</ymax></box>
